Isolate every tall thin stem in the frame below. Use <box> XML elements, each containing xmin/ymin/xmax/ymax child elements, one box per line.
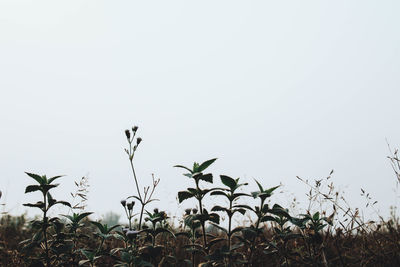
<box><xmin>195</xmin><ymin>179</ymin><xmax>208</xmax><ymax>251</ymax></box>
<box><xmin>227</xmin><ymin>200</ymin><xmax>233</xmax><ymax>267</ymax></box>
<box><xmin>138</xmin><ymin>203</ymin><xmax>145</xmax><ymax>230</ymax></box>
<box><xmin>130</xmin><ymin>159</ymin><xmax>142</xmax><ymax>201</ymax></box>
<box><xmin>43</xmin><ymin>193</ymin><xmax>50</xmax><ymax>267</ymax></box>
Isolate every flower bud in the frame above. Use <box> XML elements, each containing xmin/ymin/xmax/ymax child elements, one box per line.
<box><xmin>120</xmin><ymin>199</ymin><xmax>126</xmax><ymax>207</ymax></box>
<box><xmin>127</xmin><ymin>201</ymin><xmax>135</xmax><ymax>210</ymax></box>
<box><xmin>125</xmin><ymin>130</ymin><xmax>131</xmax><ymax>140</ymax></box>
<box><xmin>192</xmin><ymin>208</ymin><xmax>198</xmax><ymax>214</ymax></box>
<box><xmin>136</xmin><ymin>137</ymin><xmax>142</xmax><ymax>145</ymax></box>
<box><xmin>132</xmin><ymin>126</ymin><xmax>138</xmax><ymax>132</ymax></box>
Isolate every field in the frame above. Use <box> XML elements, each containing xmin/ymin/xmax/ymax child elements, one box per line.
<box><xmin>1</xmin><ymin>127</ymin><xmax>399</xmax><ymax>267</ymax></box>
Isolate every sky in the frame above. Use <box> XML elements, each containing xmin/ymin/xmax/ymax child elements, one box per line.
<box><xmin>1</xmin><ymin>1</ymin><xmax>400</xmax><ymax>223</ymax></box>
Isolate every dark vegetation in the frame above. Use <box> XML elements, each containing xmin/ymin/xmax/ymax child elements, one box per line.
<box><xmin>1</xmin><ymin>126</ymin><xmax>399</xmax><ymax>266</ymax></box>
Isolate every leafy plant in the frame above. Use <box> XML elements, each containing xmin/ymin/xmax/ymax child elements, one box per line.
<box><xmin>235</xmin><ymin>180</ymin><xmax>281</xmax><ymax>265</ymax></box>
<box><xmin>21</xmin><ymin>172</ymin><xmax>71</xmax><ymax>267</ymax></box>
<box><xmin>208</xmin><ymin>175</ymin><xmax>249</xmax><ymax>265</ymax></box>
<box><xmin>175</xmin><ymin>158</ymin><xmax>219</xmax><ymax>252</ymax></box>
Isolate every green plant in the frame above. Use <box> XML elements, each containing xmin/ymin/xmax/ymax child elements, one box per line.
<box><xmin>207</xmin><ymin>175</ymin><xmax>250</xmax><ymax>266</ymax></box>
<box><xmin>175</xmin><ymin>158</ymin><xmax>220</xmax><ymax>253</ymax></box>
<box><xmin>235</xmin><ymin>180</ymin><xmax>281</xmax><ymax>266</ymax></box>
<box><xmin>124</xmin><ymin>126</ymin><xmax>160</xmax><ymax>230</ymax></box>
<box><xmin>21</xmin><ymin>172</ymin><xmax>71</xmax><ymax>267</ymax></box>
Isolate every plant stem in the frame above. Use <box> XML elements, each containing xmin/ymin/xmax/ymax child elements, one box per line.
<box><xmin>130</xmin><ymin>161</ymin><xmax>142</xmax><ymax>201</ymax></box>
<box><xmin>228</xmin><ymin>201</ymin><xmax>233</xmax><ymax>267</ymax></box>
<box><xmin>138</xmin><ymin>203</ymin><xmax>145</xmax><ymax>230</ymax></box>
<box><xmin>198</xmin><ymin>197</ymin><xmax>208</xmax><ymax>251</ymax></box>
<box><xmin>43</xmin><ymin>193</ymin><xmax>51</xmax><ymax>267</ymax></box>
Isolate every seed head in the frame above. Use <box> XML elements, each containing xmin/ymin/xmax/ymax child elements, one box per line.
<box><xmin>136</xmin><ymin>137</ymin><xmax>142</xmax><ymax>145</ymax></box>
<box><xmin>120</xmin><ymin>199</ymin><xmax>127</xmax><ymax>207</ymax></box>
<box><xmin>192</xmin><ymin>208</ymin><xmax>198</xmax><ymax>214</ymax></box>
<box><xmin>132</xmin><ymin>126</ymin><xmax>138</xmax><ymax>132</ymax></box>
<box><xmin>185</xmin><ymin>208</ymin><xmax>191</xmax><ymax>215</ymax></box>
<box><xmin>125</xmin><ymin>129</ymin><xmax>131</xmax><ymax>140</ymax></box>
<box><xmin>153</xmin><ymin>208</ymin><xmax>159</xmax><ymax>214</ymax></box>
<box><xmin>127</xmin><ymin>201</ymin><xmax>135</xmax><ymax>210</ymax></box>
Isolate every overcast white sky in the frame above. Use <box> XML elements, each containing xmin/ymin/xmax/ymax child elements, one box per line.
<box><xmin>1</xmin><ymin>1</ymin><xmax>399</xmax><ymax>221</ymax></box>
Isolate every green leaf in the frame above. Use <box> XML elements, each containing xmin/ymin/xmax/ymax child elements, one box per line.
<box><xmin>55</xmin><ymin>201</ymin><xmax>72</xmax><ymax>208</ymax></box>
<box><xmin>174</xmin><ymin>165</ymin><xmax>193</xmax><ymax>174</ymax></box>
<box><xmin>260</xmin><ymin>215</ymin><xmax>277</xmax><ymax>223</ymax></box>
<box><xmin>107</xmin><ymin>224</ymin><xmax>121</xmax><ymax>233</ymax></box>
<box><xmin>235</xmin><ymin>204</ymin><xmax>255</xmax><ymax>212</ymax></box>
<box><xmin>233</xmin><ymin>208</ymin><xmax>246</xmax><ymax>216</ymax></box>
<box><xmin>231</xmin><ymin>226</ymin><xmax>243</xmax><ymax>235</ymax></box>
<box><xmin>265</xmin><ymin>185</ymin><xmax>280</xmax><ymax>195</ymax></box>
<box><xmin>90</xmin><ymin>221</ymin><xmax>105</xmax><ymax>234</ymax></box>
<box><xmin>183</xmin><ymin>173</ymin><xmax>192</xmax><ymax>178</ymax></box>
<box><xmin>254</xmin><ymin>179</ymin><xmax>264</xmax><ymax>192</ymax></box>
<box><xmin>210</xmin><ymin>191</ymin><xmax>229</xmax><ymax>199</ymax></box>
<box><xmin>42</xmin><ymin>184</ymin><xmax>59</xmax><ymax>193</ymax></box>
<box><xmin>199</xmin><ymin>173</ymin><xmax>213</xmax><ymax>183</ymax></box>
<box><xmin>24</xmin><ymin>185</ymin><xmax>42</xmax><ymax>194</ymax></box>
<box><xmin>23</xmin><ymin>201</ymin><xmax>45</xmax><ymax>210</ymax></box>
<box><xmin>25</xmin><ymin>172</ymin><xmax>45</xmax><ymax>185</ymax></box>
<box><xmin>80</xmin><ymin>249</ymin><xmax>95</xmax><ymax>261</ymax></box>
<box><xmin>270</xmin><ymin>204</ymin><xmax>290</xmax><ymax>218</ymax></box>
<box><xmin>197</xmin><ymin>158</ymin><xmax>217</xmax><ymax>173</ymax></box>
<box><xmin>220</xmin><ymin>175</ymin><xmax>236</xmax><ymax>190</ymax></box>
<box><xmin>211</xmin><ymin>205</ymin><xmax>228</xmax><ymax>213</ymax></box>
<box><xmin>76</xmin><ymin>212</ymin><xmax>93</xmax><ymax>222</ymax></box>
<box><xmin>178</xmin><ymin>191</ymin><xmax>194</xmax><ymax>203</ymax></box>
<box><xmin>208</xmin><ymin>213</ymin><xmax>220</xmax><ymax>224</ymax></box>
<box><xmin>48</xmin><ymin>175</ymin><xmax>64</xmax><ymax>184</ymax></box>
<box><xmin>187</xmin><ymin>188</ymin><xmax>198</xmax><ymax>195</ymax></box>
<box><xmin>313</xmin><ymin>212</ymin><xmax>320</xmax><ymax>221</ymax></box>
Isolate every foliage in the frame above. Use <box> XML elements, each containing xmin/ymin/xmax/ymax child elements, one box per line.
<box><xmin>1</xmin><ymin>126</ymin><xmax>399</xmax><ymax>266</ymax></box>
